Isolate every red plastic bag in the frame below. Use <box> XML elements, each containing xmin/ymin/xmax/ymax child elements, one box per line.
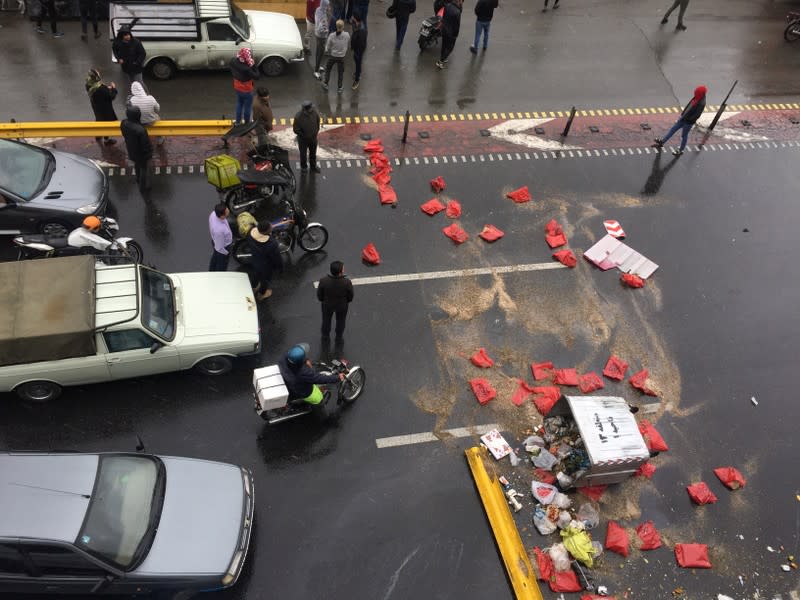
<box><xmin>442</xmin><ymin>223</ymin><xmax>469</xmax><ymax>244</ymax></box>
<box><xmin>372</xmin><ymin>169</ymin><xmax>392</xmax><ymax>185</ymax></box>
<box><xmin>553</xmin><ymin>249</ymin><xmax>577</xmax><ymax>267</ymax></box>
<box><xmin>545</xmin><ymin>219</ymin><xmax>567</xmax><ymax>248</ymax></box>
<box><xmin>378</xmin><ymin>184</ymin><xmax>397</xmax><ymax>205</ymax></box>
<box><xmin>363</xmin><ymin>138</ymin><xmax>384</xmax><ymax>153</ymax></box>
<box><xmin>534</xmin><ymin>548</ymin><xmax>582</xmax><ymax>593</ymax></box>
<box><xmin>605</xmin><ymin>520</ymin><xmax>630</xmax><ymax>557</ymax></box>
<box><xmin>370</xmin><ymin>163</ymin><xmax>392</xmax><ymax>176</ymax></box>
<box><xmin>369</xmin><ymin>153</ymin><xmax>389</xmax><ymax>168</ymax></box>
<box><xmin>635</xmin><ymin>521</ymin><xmax>662</xmax><ymax>550</ymax></box>
<box><xmin>675</xmin><ymin>543</ymin><xmax>711</xmax><ymax>568</ymax></box>
<box><xmin>506</xmin><ymin>186</ymin><xmax>532</xmax><ymax>203</ymax></box>
<box><xmin>552</xmin><ymin>368</ymin><xmax>578</xmax><ymax>386</ymax></box>
<box><xmin>714</xmin><ymin>467</ymin><xmax>746</xmax><ymax>490</ymax></box>
<box><xmin>534</xmin><ymin>468</ymin><xmax>556</xmax><ymax>484</ymax></box>
<box><xmin>430</xmin><ymin>176</ymin><xmax>446</xmax><ymax>192</ymax></box>
<box><xmin>578</xmin><ymin>485</ymin><xmax>607</xmax><ymax>502</ymax></box>
<box><xmin>469</xmin><ymin>378</ymin><xmax>496</xmax><ymax>405</ymax></box>
<box><xmin>629</xmin><ymin>368</ymin><xmax>658</xmax><ymax>396</ymax></box>
<box><xmin>531</xmin><ymin>361</ymin><xmax>554</xmax><ymax>381</ymax></box>
<box><xmin>532</xmin><ymin>386</ymin><xmax>561</xmax><ymax>415</ymax></box>
<box><xmin>445</xmin><ymin>199</ymin><xmax>462</xmax><ymax>218</ymax></box>
<box><xmin>638</xmin><ymin>419</ymin><xmax>669</xmax><ymax>453</ymax></box>
<box><xmin>621</xmin><ymin>273</ymin><xmax>645</xmax><ymax>288</ymax></box>
<box><xmin>511</xmin><ymin>380</ymin><xmax>536</xmax><ymax>406</ymax></box>
<box><xmin>603</xmin><ymin>354</ymin><xmax>628</xmax><ymax>380</ymax></box>
<box><xmin>479</xmin><ymin>224</ymin><xmax>505</xmax><ymax>242</ymax></box>
<box><xmin>470</xmin><ymin>348</ymin><xmax>494</xmax><ymax>368</ymax></box>
<box><xmin>578</xmin><ymin>372</ymin><xmax>604</xmax><ymax>394</ymax></box>
<box><xmin>635</xmin><ymin>462</ymin><xmax>657</xmax><ymax>479</ymax></box>
<box><xmin>687</xmin><ymin>482</ymin><xmax>718</xmax><ymax>505</ymax></box>
<box><xmin>361</xmin><ymin>243</ymin><xmax>381</xmax><ymax>265</ymax></box>
<box><xmin>533</xmin><ymin>547</ymin><xmax>553</xmax><ymax>582</ymax></box>
<box><xmin>420</xmin><ymin>198</ymin><xmax>445</xmax><ymax>215</ymax></box>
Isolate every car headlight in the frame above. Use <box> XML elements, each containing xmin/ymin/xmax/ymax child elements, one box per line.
<box><xmin>221</xmin><ymin>551</ymin><xmax>245</xmax><ymax>586</ymax></box>
<box><xmin>77</xmin><ymin>202</ymin><xmax>101</xmax><ymax>214</ymax></box>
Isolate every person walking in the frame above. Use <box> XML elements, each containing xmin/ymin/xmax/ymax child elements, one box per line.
<box><xmin>470</xmin><ymin>0</ymin><xmax>497</xmax><ymax>53</ymax></box>
<box><xmin>352</xmin><ymin>0</ymin><xmax>369</xmax><ymax>28</ymax></box>
<box><xmin>230</xmin><ymin>47</ymin><xmax>259</xmax><ymax>125</ymax></box>
<box><xmin>305</xmin><ymin>0</ymin><xmax>320</xmax><ymax>51</ymax></box>
<box><xmin>128</xmin><ymin>81</ymin><xmax>164</xmax><ymax>146</ymax></box>
<box><xmin>317</xmin><ymin>260</ymin><xmax>354</xmax><ymax>340</ymax></box>
<box><xmin>79</xmin><ymin>0</ymin><xmax>100</xmax><ymax>41</ymax></box>
<box><xmin>542</xmin><ymin>0</ymin><xmax>559</xmax><ymax>11</ymax></box>
<box><xmin>120</xmin><ymin>106</ymin><xmax>153</xmax><ymax>193</ymax></box>
<box><xmin>112</xmin><ymin>25</ymin><xmax>146</xmax><ymax>87</ymax></box>
<box><xmin>322</xmin><ymin>19</ymin><xmax>350</xmax><ymax>93</ymax></box>
<box><xmin>247</xmin><ymin>221</ymin><xmax>283</xmax><ymax>300</ymax></box>
<box><xmin>208</xmin><ymin>203</ymin><xmax>232</xmax><ymax>272</ymax></box>
<box><xmin>436</xmin><ymin>0</ymin><xmax>462</xmax><ymax>69</ymax></box>
<box><xmin>391</xmin><ymin>0</ymin><xmax>416</xmax><ymax>50</ymax></box>
<box><xmin>314</xmin><ymin>0</ymin><xmax>331</xmax><ymax>79</ymax></box>
<box><xmin>293</xmin><ymin>101</ymin><xmax>321</xmax><ymax>173</ymax></box>
<box><xmin>85</xmin><ymin>68</ymin><xmax>118</xmax><ymax>146</ymax></box>
<box><xmin>330</xmin><ymin>0</ymin><xmax>345</xmax><ymax>31</ymax></box>
<box><xmin>350</xmin><ymin>15</ymin><xmax>367</xmax><ymax>89</ymax></box>
<box><xmin>36</xmin><ymin>0</ymin><xmax>63</xmax><ymax>38</ymax></box>
<box><xmin>661</xmin><ymin>0</ymin><xmax>690</xmax><ymax>31</ymax></box>
<box><xmin>653</xmin><ymin>85</ymin><xmax>707</xmax><ymax>156</ymax></box>
<box><xmin>253</xmin><ymin>87</ymin><xmax>274</xmax><ymax>148</ymax></box>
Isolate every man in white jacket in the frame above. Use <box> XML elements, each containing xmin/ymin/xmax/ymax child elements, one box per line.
<box><xmin>128</xmin><ymin>81</ymin><xmax>164</xmax><ymax>145</ymax></box>
<box><xmin>321</xmin><ymin>19</ymin><xmax>350</xmax><ymax>93</ymax></box>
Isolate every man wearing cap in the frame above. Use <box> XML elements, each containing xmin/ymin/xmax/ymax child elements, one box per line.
<box><xmin>316</xmin><ymin>260</ymin><xmax>354</xmax><ymax>339</ymax></box>
<box><xmin>293</xmin><ymin>100</ymin><xmax>321</xmax><ymax>173</ymax></box>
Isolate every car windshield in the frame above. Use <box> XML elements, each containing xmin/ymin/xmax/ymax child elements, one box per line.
<box><xmin>77</xmin><ymin>455</ymin><xmax>166</xmax><ymax>571</ymax></box>
<box><xmin>229</xmin><ymin>0</ymin><xmax>250</xmax><ymax>39</ymax></box>
<box><xmin>141</xmin><ymin>267</ymin><xmax>176</xmax><ymax>341</ymax></box>
<box><xmin>0</xmin><ymin>139</ymin><xmax>52</xmax><ymax>200</ymax></box>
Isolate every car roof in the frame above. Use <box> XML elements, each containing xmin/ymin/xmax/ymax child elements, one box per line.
<box><xmin>0</xmin><ymin>453</ymin><xmax>98</xmax><ymax>544</ymax></box>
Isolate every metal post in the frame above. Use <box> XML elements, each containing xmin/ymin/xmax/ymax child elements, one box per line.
<box><xmin>401</xmin><ymin>110</ymin><xmax>410</xmax><ymax>144</ymax></box>
<box><xmin>708</xmin><ymin>80</ymin><xmax>738</xmax><ymax>132</ymax></box>
<box><xmin>561</xmin><ymin>106</ymin><xmax>577</xmax><ymax>137</ymax></box>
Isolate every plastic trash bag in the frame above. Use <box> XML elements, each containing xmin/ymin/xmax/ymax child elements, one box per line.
<box><xmin>553</xmin><ymin>249</ymin><xmax>577</xmax><ymax>268</ymax></box>
<box><xmin>603</xmin><ymin>354</ymin><xmax>628</xmax><ymax>380</ymax></box>
<box><xmin>479</xmin><ymin>224</ymin><xmax>505</xmax><ymax>242</ymax></box>
<box><xmin>378</xmin><ymin>184</ymin><xmax>397</xmax><ymax>205</ymax></box>
<box><xmin>420</xmin><ymin>198</ymin><xmax>445</xmax><ymax>215</ymax></box>
<box><xmin>361</xmin><ymin>243</ymin><xmax>381</xmax><ymax>265</ymax></box>
<box><xmin>469</xmin><ymin>348</ymin><xmax>494</xmax><ymax>368</ymax></box>
<box><xmin>523</xmin><ymin>435</ymin><xmax>546</xmax><ymax>449</ymax></box>
<box><xmin>512</xmin><ymin>380</ymin><xmax>536</xmax><ymax>406</ymax></box>
<box><xmin>552</xmin><ymin>492</ymin><xmax>572</xmax><ymax>509</ymax></box>
<box><xmin>545</xmin><ymin>219</ymin><xmax>568</xmax><ymax>248</ymax></box>
<box><xmin>629</xmin><ymin>368</ymin><xmax>658</xmax><ymax>396</ymax></box>
<box><xmin>549</xmin><ymin>543</ymin><xmax>571</xmax><ymax>572</ymax></box>
<box><xmin>578</xmin><ymin>485</ymin><xmax>607</xmax><ymax>502</ymax></box>
<box><xmin>578</xmin><ymin>372</ymin><xmax>604</xmax><ymax>394</ymax></box>
<box><xmin>509</xmin><ymin>451</ymin><xmax>521</xmax><ymax>467</ymax></box>
<box><xmin>687</xmin><ymin>482</ymin><xmax>718</xmax><ymax>505</ymax></box>
<box><xmin>442</xmin><ymin>223</ymin><xmax>469</xmax><ymax>244</ymax></box>
<box><xmin>533</xmin><ymin>547</ymin><xmax>582</xmax><ymax>593</ymax></box>
<box><xmin>445</xmin><ymin>199</ymin><xmax>462</xmax><ymax>218</ymax></box>
<box><xmin>635</xmin><ymin>520</ymin><xmax>662</xmax><ymax>550</ymax></box>
<box><xmin>635</xmin><ymin>462</ymin><xmax>657</xmax><ymax>479</ymax></box>
<box><xmin>638</xmin><ymin>420</ymin><xmax>669</xmax><ymax>453</ymax></box>
<box><xmin>369</xmin><ymin>153</ymin><xmax>390</xmax><ymax>168</ymax></box>
<box><xmin>532</xmin><ymin>481</ymin><xmax>558</xmax><ymax>504</ymax></box>
<box><xmin>531</xmin><ymin>361</ymin><xmax>554</xmax><ymax>381</ymax></box>
<box><xmin>430</xmin><ymin>175</ymin><xmax>446</xmax><ymax>192</ymax></box>
<box><xmin>675</xmin><ymin>543</ymin><xmax>711</xmax><ymax>568</ymax></box>
<box><xmin>557</xmin><ymin>510</ymin><xmax>573</xmax><ymax>530</ymax></box>
<box><xmin>533</xmin><ymin>386</ymin><xmax>561</xmax><ymax>415</ymax></box>
<box><xmin>533</xmin><ymin>508</ymin><xmax>558</xmax><ymax>535</ymax></box>
<box><xmin>372</xmin><ymin>169</ymin><xmax>392</xmax><ymax>185</ymax></box>
<box><xmin>469</xmin><ymin>378</ymin><xmax>496</xmax><ymax>405</ymax></box>
<box><xmin>534</xmin><ymin>468</ymin><xmax>557</xmax><ymax>484</ymax></box>
<box><xmin>714</xmin><ymin>466</ymin><xmax>746</xmax><ymax>490</ymax></box>
<box><xmin>506</xmin><ymin>186</ymin><xmax>532</xmax><ymax>203</ymax></box>
<box><xmin>553</xmin><ymin>368</ymin><xmax>579</xmax><ymax>386</ymax></box>
<box><xmin>621</xmin><ymin>272</ymin><xmax>645</xmax><ymax>288</ymax></box>
<box><xmin>561</xmin><ymin>526</ymin><xmax>595</xmax><ymax>567</ymax></box>
<box><xmin>363</xmin><ymin>139</ymin><xmax>384</xmax><ymax>152</ymax></box>
<box><xmin>577</xmin><ymin>503</ymin><xmax>600</xmax><ymax>529</ymax></box>
<box><xmin>533</xmin><ymin>450</ymin><xmax>558</xmax><ymax>471</ymax></box>
<box><xmin>605</xmin><ymin>520</ymin><xmax>629</xmax><ymax>557</ymax></box>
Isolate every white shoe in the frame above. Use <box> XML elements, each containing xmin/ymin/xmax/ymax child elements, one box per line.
<box><xmin>314</xmin><ymin>72</ymin><xmax>321</xmax><ymax>80</ymax></box>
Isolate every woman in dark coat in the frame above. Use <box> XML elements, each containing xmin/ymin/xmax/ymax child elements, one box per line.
<box><xmin>86</xmin><ymin>68</ymin><xmax>118</xmax><ymax>145</ymax></box>
<box><xmin>248</xmin><ymin>220</ymin><xmax>283</xmax><ymax>301</ymax></box>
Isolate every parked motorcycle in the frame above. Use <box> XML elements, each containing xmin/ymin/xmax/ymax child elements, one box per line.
<box><xmin>253</xmin><ymin>358</ymin><xmax>366</xmax><ymax>425</ymax></box>
<box><xmin>13</xmin><ymin>217</ymin><xmax>143</xmax><ymax>263</ymax></box>
<box><xmin>785</xmin><ymin>12</ymin><xmax>800</xmax><ymax>42</ymax></box>
<box><xmin>217</xmin><ymin>145</ymin><xmax>297</xmax><ymax>216</ymax></box>
<box><xmin>418</xmin><ymin>14</ymin><xmax>442</xmax><ymax>50</ymax></box>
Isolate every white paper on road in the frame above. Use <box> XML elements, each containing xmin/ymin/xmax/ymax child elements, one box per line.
<box><xmin>479</xmin><ymin>429</ymin><xmax>513</xmax><ymax>460</ymax></box>
<box><xmin>584</xmin><ymin>234</ymin><xmax>659</xmax><ymax>279</ymax></box>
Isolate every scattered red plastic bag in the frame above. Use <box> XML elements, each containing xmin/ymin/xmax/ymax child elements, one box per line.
<box><xmin>635</xmin><ymin>521</ymin><xmax>662</xmax><ymax>550</ymax></box>
<box><xmin>578</xmin><ymin>372</ymin><xmax>604</xmax><ymax>394</ymax></box>
<box><xmin>629</xmin><ymin>368</ymin><xmax>658</xmax><ymax>396</ymax></box>
<box><xmin>445</xmin><ymin>199</ymin><xmax>462</xmax><ymax>218</ymax></box>
<box><xmin>544</xmin><ymin>219</ymin><xmax>567</xmax><ymax>248</ymax></box>
<box><xmin>363</xmin><ymin>139</ymin><xmax>384</xmax><ymax>152</ymax></box>
<box><xmin>370</xmin><ymin>163</ymin><xmax>392</xmax><ymax>176</ymax></box>
<box><xmin>687</xmin><ymin>482</ymin><xmax>718</xmax><ymax>505</ymax></box>
<box><xmin>378</xmin><ymin>184</ymin><xmax>397</xmax><ymax>205</ymax></box>
<box><xmin>714</xmin><ymin>467</ymin><xmax>746</xmax><ymax>490</ymax></box>
<box><xmin>531</xmin><ymin>361</ymin><xmax>554</xmax><ymax>380</ymax></box>
<box><xmin>511</xmin><ymin>380</ymin><xmax>536</xmax><ymax>406</ymax></box>
<box><xmin>638</xmin><ymin>419</ymin><xmax>669</xmax><ymax>452</ymax></box>
<box><xmin>675</xmin><ymin>543</ymin><xmax>711</xmax><ymax>568</ymax></box>
<box><xmin>369</xmin><ymin>153</ymin><xmax>389</xmax><ymax>168</ymax></box>
<box><xmin>533</xmin><ymin>548</ymin><xmax>582</xmax><ymax>593</ymax></box>
<box><xmin>469</xmin><ymin>378</ymin><xmax>496</xmax><ymax>405</ymax></box>
<box><xmin>420</xmin><ymin>198</ymin><xmax>446</xmax><ymax>215</ymax></box>
<box><xmin>506</xmin><ymin>186</ymin><xmax>532</xmax><ymax>203</ymax></box>
<box><xmin>372</xmin><ymin>169</ymin><xmax>392</xmax><ymax>186</ymax></box>
<box><xmin>534</xmin><ymin>468</ymin><xmax>556</xmax><ymax>484</ymax></box>
<box><xmin>553</xmin><ymin>249</ymin><xmax>577</xmax><ymax>267</ymax></box>
<box><xmin>603</xmin><ymin>354</ymin><xmax>628</xmax><ymax>380</ymax></box>
<box><xmin>470</xmin><ymin>348</ymin><xmax>494</xmax><ymax>368</ymax></box>
<box><xmin>430</xmin><ymin>176</ymin><xmax>446</xmax><ymax>192</ymax></box>
<box><xmin>579</xmin><ymin>485</ymin><xmax>607</xmax><ymax>502</ymax></box>
<box><xmin>621</xmin><ymin>273</ymin><xmax>645</xmax><ymax>288</ymax></box>
<box><xmin>552</xmin><ymin>368</ymin><xmax>579</xmax><ymax>386</ymax></box>
<box><xmin>605</xmin><ymin>520</ymin><xmax>630</xmax><ymax>557</ymax></box>
<box><xmin>442</xmin><ymin>223</ymin><xmax>469</xmax><ymax>244</ymax></box>
<box><xmin>532</xmin><ymin>386</ymin><xmax>561</xmax><ymax>415</ymax></box>
<box><xmin>361</xmin><ymin>243</ymin><xmax>381</xmax><ymax>265</ymax></box>
<box><xmin>635</xmin><ymin>462</ymin><xmax>657</xmax><ymax>479</ymax></box>
<box><xmin>479</xmin><ymin>224</ymin><xmax>505</xmax><ymax>242</ymax></box>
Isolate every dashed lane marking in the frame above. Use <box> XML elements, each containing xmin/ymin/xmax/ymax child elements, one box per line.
<box><xmin>375</xmin><ymin>423</ymin><xmax>501</xmax><ymax>449</ymax></box>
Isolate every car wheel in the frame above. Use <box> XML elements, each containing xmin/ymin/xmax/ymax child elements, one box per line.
<box><xmin>148</xmin><ymin>58</ymin><xmax>176</xmax><ymax>81</ymax></box>
<box><xmin>39</xmin><ymin>220</ymin><xmax>70</xmax><ymax>238</ymax></box>
<box><xmin>16</xmin><ymin>381</ymin><xmax>62</xmax><ymax>403</ymax></box>
<box><xmin>195</xmin><ymin>355</ymin><xmax>233</xmax><ymax>376</ymax></box>
<box><xmin>260</xmin><ymin>57</ymin><xmax>286</xmax><ymax>77</ymax></box>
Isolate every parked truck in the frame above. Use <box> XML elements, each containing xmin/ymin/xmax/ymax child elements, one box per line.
<box><xmin>0</xmin><ymin>255</ymin><xmax>260</xmax><ymax>402</ymax></box>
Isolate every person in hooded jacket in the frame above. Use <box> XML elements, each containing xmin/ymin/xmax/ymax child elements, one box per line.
<box><xmin>436</xmin><ymin>0</ymin><xmax>462</xmax><ymax>69</ymax></box>
<box><xmin>314</xmin><ymin>0</ymin><xmax>331</xmax><ymax>78</ymax></box>
<box><xmin>390</xmin><ymin>0</ymin><xmax>416</xmax><ymax>50</ymax></box>
<box><xmin>128</xmin><ymin>81</ymin><xmax>164</xmax><ymax>146</ymax></box>
<box><xmin>120</xmin><ymin>106</ymin><xmax>153</xmax><ymax>193</ymax></box>
<box><xmin>85</xmin><ymin>68</ymin><xmax>118</xmax><ymax>146</ymax></box>
<box><xmin>654</xmin><ymin>85</ymin><xmax>707</xmax><ymax>156</ymax></box>
<box><xmin>229</xmin><ymin>47</ymin><xmax>259</xmax><ymax>125</ymax></box>
<box><xmin>112</xmin><ymin>25</ymin><xmax>146</xmax><ymax>87</ymax></box>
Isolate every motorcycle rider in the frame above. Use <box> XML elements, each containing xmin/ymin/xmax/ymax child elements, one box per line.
<box><xmin>278</xmin><ymin>343</ymin><xmax>344</xmax><ymax>407</ymax></box>
<box><xmin>67</xmin><ymin>216</ymin><xmax>112</xmax><ymax>252</ymax></box>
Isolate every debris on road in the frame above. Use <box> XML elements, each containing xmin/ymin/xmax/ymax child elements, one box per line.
<box><xmin>553</xmin><ymin>249</ymin><xmax>577</xmax><ymax>267</ymax></box>
<box><xmin>687</xmin><ymin>482</ymin><xmax>718</xmax><ymax>505</ymax></box>
<box><xmin>445</xmin><ymin>199</ymin><xmax>462</xmax><ymax>218</ymax></box>
<box><xmin>603</xmin><ymin>219</ymin><xmax>626</xmax><ymax>239</ymax></box>
<box><xmin>469</xmin><ymin>347</ymin><xmax>494</xmax><ymax>368</ymax></box>
<box><xmin>479</xmin><ymin>428</ymin><xmax>511</xmax><ymax>459</ymax></box>
<box><xmin>584</xmin><ymin>234</ymin><xmax>659</xmax><ymax>279</ymax></box>
<box><xmin>442</xmin><ymin>223</ymin><xmax>469</xmax><ymax>244</ymax></box>
<box><xmin>531</xmin><ymin>361</ymin><xmax>554</xmax><ymax>380</ymax></box>
<box><xmin>750</xmin><ymin>395</ymin><xmax>759</xmax><ymax>406</ymax></box>
<box><xmin>511</xmin><ymin>380</ymin><xmax>536</xmax><ymax>406</ymax></box>
<box><xmin>714</xmin><ymin>466</ymin><xmax>746</xmax><ymax>490</ymax></box>
<box><xmin>674</xmin><ymin>543</ymin><xmax>712</xmax><ymax>568</ymax></box>
<box><xmin>638</xmin><ymin>420</ymin><xmax>669</xmax><ymax>453</ymax></box>
<box><xmin>506</xmin><ymin>186</ymin><xmax>532</xmax><ymax>203</ymax></box>
<box><xmin>363</xmin><ymin>139</ymin><xmax>384</xmax><ymax>153</ymax></box>
<box><xmin>620</xmin><ymin>273</ymin><xmax>645</xmax><ymax>288</ymax></box>
<box><xmin>603</xmin><ymin>355</ymin><xmax>629</xmax><ymax>381</ymax></box>
<box><xmin>578</xmin><ymin>372</ymin><xmax>604</xmax><ymax>393</ymax></box>
<box><xmin>361</xmin><ymin>243</ymin><xmax>381</xmax><ymax>265</ymax></box>
<box><xmin>604</xmin><ymin>520</ymin><xmax>630</xmax><ymax>557</ymax></box>
<box><xmin>532</xmin><ymin>386</ymin><xmax>561</xmax><ymax>415</ymax></box>
<box><xmin>420</xmin><ymin>198</ymin><xmax>445</xmax><ymax>215</ymax></box>
<box><xmin>470</xmin><ymin>377</ymin><xmax>496</xmax><ymax>405</ymax></box>
<box><xmin>629</xmin><ymin>369</ymin><xmax>658</xmax><ymax>396</ymax></box>
<box><xmin>479</xmin><ymin>224</ymin><xmax>505</xmax><ymax>242</ymax></box>
<box><xmin>635</xmin><ymin>521</ymin><xmax>662</xmax><ymax>550</ymax></box>
<box><xmin>553</xmin><ymin>368</ymin><xmax>579</xmax><ymax>386</ymax></box>
<box><xmin>545</xmin><ymin>219</ymin><xmax>568</xmax><ymax>248</ymax></box>
<box><xmin>430</xmin><ymin>175</ymin><xmax>446</xmax><ymax>192</ymax></box>
<box><xmin>635</xmin><ymin>462</ymin><xmax>657</xmax><ymax>478</ymax></box>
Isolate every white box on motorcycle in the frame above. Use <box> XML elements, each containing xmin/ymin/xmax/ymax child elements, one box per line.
<box><xmin>253</xmin><ymin>365</ymin><xmax>289</xmax><ymax>411</ymax></box>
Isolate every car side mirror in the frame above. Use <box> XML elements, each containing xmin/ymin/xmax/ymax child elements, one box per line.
<box><xmin>149</xmin><ymin>341</ymin><xmax>163</xmax><ymax>354</ymax></box>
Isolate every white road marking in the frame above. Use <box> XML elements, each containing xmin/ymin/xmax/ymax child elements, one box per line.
<box><xmin>487</xmin><ymin>118</ymin><xmax>581</xmax><ymax>151</ymax></box>
<box><xmin>375</xmin><ymin>423</ymin><xmax>501</xmax><ymax>449</ymax></box>
<box><xmin>695</xmin><ymin>110</ymin><xmax>770</xmax><ymax>143</ymax></box>
<box><xmin>270</xmin><ymin>124</ymin><xmax>361</xmax><ymax>159</ymax></box>
<box><xmin>312</xmin><ymin>261</ymin><xmax>567</xmax><ymax>288</ymax></box>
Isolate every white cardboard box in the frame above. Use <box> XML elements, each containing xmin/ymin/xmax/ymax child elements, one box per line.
<box><xmin>253</xmin><ymin>365</ymin><xmax>289</xmax><ymax>411</ymax></box>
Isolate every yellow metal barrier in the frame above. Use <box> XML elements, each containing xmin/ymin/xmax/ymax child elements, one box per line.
<box><xmin>0</xmin><ymin>120</ymin><xmax>233</xmax><ymax>139</ymax></box>
<box><xmin>465</xmin><ymin>446</ymin><xmax>543</xmax><ymax>600</ymax></box>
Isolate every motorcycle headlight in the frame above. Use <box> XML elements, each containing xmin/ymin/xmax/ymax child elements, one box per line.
<box><xmin>77</xmin><ymin>202</ymin><xmax>101</xmax><ymax>214</ymax></box>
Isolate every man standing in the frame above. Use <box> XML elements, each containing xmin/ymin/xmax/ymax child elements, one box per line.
<box><xmin>317</xmin><ymin>261</ymin><xmax>354</xmax><ymax>340</ymax></box>
<box><xmin>436</xmin><ymin>0</ymin><xmax>462</xmax><ymax>69</ymax></box>
<box><xmin>36</xmin><ymin>0</ymin><xmax>63</xmax><ymax>38</ymax></box>
<box><xmin>350</xmin><ymin>15</ymin><xmax>367</xmax><ymax>90</ymax></box>
<box><xmin>321</xmin><ymin>19</ymin><xmax>350</xmax><ymax>94</ymax></box>
<box><xmin>85</xmin><ymin>68</ymin><xmax>117</xmax><ymax>145</ymax></box>
<box><xmin>305</xmin><ymin>0</ymin><xmax>320</xmax><ymax>51</ymax></box>
<box><xmin>293</xmin><ymin>100</ymin><xmax>321</xmax><ymax>173</ymax></box>
<box><xmin>252</xmin><ymin>87</ymin><xmax>274</xmax><ymax>148</ymax></box>
<box><xmin>208</xmin><ymin>203</ymin><xmax>232</xmax><ymax>272</ymax></box>
<box><xmin>112</xmin><ymin>25</ymin><xmax>146</xmax><ymax>87</ymax></box>
<box><xmin>471</xmin><ymin>0</ymin><xmax>497</xmax><ymax>53</ymax></box>
<box><xmin>314</xmin><ymin>0</ymin><xmax>331</xmax><ymax>79</ymax></box>
<box><xmin>120</xmin><ymin>106</ymin><xmax>153</xmax><ymax>194</ymax></box>
<box><xmin>661</xmin><ymin>0</ymin><xmax>690</xmax><ymax>31</ymax></box>
<box><xmin>79</xmin><ymin>0</ymin><xmax>100</xmax><ymax>41</ymax></box>
<box><xmin>391</xmin><ymin>0</ymin><xmax>416</xmax><ymax>50</ymax></box>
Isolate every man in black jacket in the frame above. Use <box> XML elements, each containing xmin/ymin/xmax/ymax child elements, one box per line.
<box><xmin>112</xmin><ymin>25</ymin><xmax>146</xmax><ymax>88</ymax></box>
<box><xmin>350</xmin><ymin>15</ymin><xmax>367</xmax><ymax>89</ymax></box>
<box><xmin>120</xmin><ymin>106</ymin><xmax>153</xmax><ymax>193</ymax></box>
<box><xmin>436</xmin><ymin>0</ymin><xmax>462</xmax><ymax>69</ymax></box>
<box><xmin>391</xmin><ymin>0</ymin><xmax>416</xmax><ymax>50</ymax></box>
<box><xmin>471</xmin><ymin>0</ymin><xmax>498</xmax><ymax>52</ymax></box>
<box><xmin>293</xmin><ymin>100</ymin><xmax>321</xmax><ymax>173</ymax></box>
<box><xmin>654</xmin><ymin>85</ymin><xmax>707</xmax><ymax>156</ymax></box>
<box><xmin>317</xmin><ymin>260</ymin><xmax>354</xmax><ymax>339</ymax></box>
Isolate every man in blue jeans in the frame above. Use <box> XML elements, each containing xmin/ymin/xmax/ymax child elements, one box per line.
<box><xmin>470</xmin><ymin>0</ymin><xmax>497</xmax><ymax>53</ymax></box>
<box><xmin>391</xmin><ymin>0</ymin><xmax>416</xmax><ymax>50</ymax></box>
<box><xmin>654</xmin><ymin>85</ymin><xmax>707</xmax><ymax>156</ymax></box>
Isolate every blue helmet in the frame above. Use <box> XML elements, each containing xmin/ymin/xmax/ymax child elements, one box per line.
<box><xmin>286</xmin><ymin>343</ymin><xmax>309</xmax><ymax>366</ymax></box>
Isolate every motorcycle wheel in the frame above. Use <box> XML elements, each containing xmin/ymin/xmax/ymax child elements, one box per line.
<box><xmin>418</xmin><ymin>35</ymin><xmax>428</xmax><ymax>50</ymax></box>
<box><xmin>275</xmin><ymin>164</ymin><xmax>297</xmax><ymax>196</ymax></box>
<box><xmin>225</xmin><ymin>188</ymin><xmax>259</xmax><ymax>215</ymax></box>
<box><xmin>232</xmin><ymin>238</ymin><xmax>253</xmax><ymax>265</ymax></box>
<box><xmin>124</xmin><ymin>241</ymin><xmax>144</xmax><ymax>264</ymax></box>
<box><xmin>297</xmin><ymin>224</ymin><xmax>329</xmax><ymax>253</ymax></box>
<box><xmin>340</xmin><ymin>367</ymin><xmax>366</xmax><ymax>403</ymax></box>
<box><xmin>785</xmin><ymin>21</ymin><xmax>800</xmax><ymax>42</ymax></box>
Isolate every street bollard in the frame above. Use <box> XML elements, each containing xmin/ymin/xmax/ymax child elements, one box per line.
<box><xmin>708</xmin><ymin>80</ymin><xmax>738</xmax><ymax>132</ymax></box>
<box><xmin>561</xmin><ymin>106</ymin><xmax>577</xmax><ymax>137</ymax></box>
<box><xmin>401</xmin><ymin>110</ymin><xmax>410</xmax><ymax>144</ymax></box>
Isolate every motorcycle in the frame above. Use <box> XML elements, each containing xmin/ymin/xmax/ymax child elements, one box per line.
<box><xmin>418</xmin><ymin>14</ymin><xmax>442</xmax><ymax>50</ymax></box>
<box><xmin>253</xmin><ymin>358</ymin><xmax>366</xmax><ymax>425</ymax></box>
<box><xmin>13</xmin><ymin>217</ymin><xmax>144</xmax><ymax>263</ymax></box>
<box><xmin>785</xmin><ymin>12</ymin><xmax>800</xmax><ymax>42</ymax></box>
<box><xmin>230</xmin><ymin>196</ymin><xmax>328</xmax><ymax>263</ymax></box>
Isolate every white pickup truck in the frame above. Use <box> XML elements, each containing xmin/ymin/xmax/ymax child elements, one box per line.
<box><xmin>109</xmin><ymin>0</ymin><xmax>304</xmax><ymax>79</ymax></box>
<box><xmin>0</xmin><ymin>256</ymin><xmax>260</xmax><ymax>402</ymax></box>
